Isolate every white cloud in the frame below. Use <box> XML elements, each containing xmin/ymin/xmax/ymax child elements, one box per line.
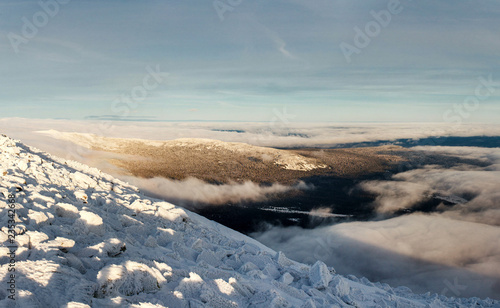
<box><xmin>253</xmin><ymin>214</ymin><xmax>500</xmax><ymax>299</ymax></box>
<box><xmin>358</xmin><ymin>180</ymin><xmax>431</xmax><ymax>214</ymax></box>
<box><xmin>253</xmin><ymin>146</ymin><xmax>500</xmax><ymax>299</ymax></box>
<box><xmin>2</xmin><ymin>118</ymin><xmax>500</xmax><ymax>149</ymax></box>
<box><xmin>121</xmin><ymin>176</ymin><xmax>312</xmax><ymax>208</ymax></box>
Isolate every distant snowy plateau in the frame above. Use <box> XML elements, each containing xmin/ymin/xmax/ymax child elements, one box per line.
<box><xmin>0</xmin><ymin>134</ymin><xmax>498</xmax><ymax>308</ymax></box>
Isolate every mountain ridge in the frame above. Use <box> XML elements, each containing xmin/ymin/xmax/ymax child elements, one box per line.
<box><xmin>37</xmin><ymin>130</ymin><xmax>407</xmax><ymax>184</ymax></box>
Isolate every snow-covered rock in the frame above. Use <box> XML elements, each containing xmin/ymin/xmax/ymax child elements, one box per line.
<box><xmin>96</xmin><ymin>261</ymin><xmax>166</xmax><ymax>298</ymax></box>
<box><xmin>0</xmin><ymin>135</ymin><xmax>498</xmax><ymax>307</ymax></box>
<box><xmin>54</xmin><ymin>203</ymin><xmax>80</xmax><ymax>219</ymax></box>
<box><xmin>309</xmin><ymin>261</ymin><xmax>332</xmax><ymax>290</ymax></box>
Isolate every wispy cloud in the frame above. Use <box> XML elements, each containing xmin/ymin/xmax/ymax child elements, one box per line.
<box><xmin>2</xmin><ymin>1</ymin><xmax>500</xmax><ymax>121</ymax></box>
<box><xmin>122</xmin><ymin>176</ymin><xmax>311</xmax><ymax>208</ymax></box>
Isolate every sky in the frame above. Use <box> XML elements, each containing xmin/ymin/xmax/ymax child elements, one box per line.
<box><xmin>0</xmin><ymin>0</ymin><xmax>499</xmax><ymax>123</ymax></box>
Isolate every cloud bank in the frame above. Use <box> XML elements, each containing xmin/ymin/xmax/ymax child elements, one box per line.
<box><xmin>360</xmin><ymin>146</ymin><xmax>500</xmax><ymax>225</ymax></box>
<box><xmin>253</xmin><ymin>214</ymin><xmax>500</xmax><ymax>299</ymax></box>
<box><xmin>253</xmin><ymin>146</ymin><xmax>500</xmax><ymax>299</ymax></box>
<box><xmin>121</xmin><ymin>176</ymin><xmax>312</xmax><ymax>208</ymax></box>
<box><xmin>1</xmin><ymin>118</ymin><xmax>500</xmax><ymax>150</ymax></box>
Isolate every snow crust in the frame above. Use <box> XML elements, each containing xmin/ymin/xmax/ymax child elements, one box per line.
<box><xmin>0</xmin><ymin>135</ymin><xmax>498</xmax><ymax>307</ymax></box>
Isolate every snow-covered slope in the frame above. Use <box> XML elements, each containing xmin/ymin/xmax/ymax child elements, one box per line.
<box><xmin>0</xmin><ymin>135</ymin><xmax>498</xmax><ymax>308</ymax></box>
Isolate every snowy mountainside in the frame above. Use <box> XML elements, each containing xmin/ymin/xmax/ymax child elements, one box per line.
<box><xmin>0</xmin><ymin>135</ymin><xmax>498</xmax><ymax>307</ymax></box>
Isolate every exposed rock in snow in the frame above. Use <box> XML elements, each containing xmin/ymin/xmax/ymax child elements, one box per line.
<box><xmin>0</xmin><ymin>135</ymin><xmax>498</xmax><ymax>307</ymax></box>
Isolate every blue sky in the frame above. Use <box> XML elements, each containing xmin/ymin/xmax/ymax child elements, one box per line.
<box><xmin>0</xmin><ymin>0</ymin><xmax>499</xmax><ymax>122</ymax></box>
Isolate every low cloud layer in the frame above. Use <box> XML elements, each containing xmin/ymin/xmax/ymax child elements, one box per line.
<box><xmin>254</xmin><ymin>146</ymin><xmax>500</xmax><ymax>299</ymax></box>
<box><xmin>121</xmin><ymin>176</ymin><xmax>312</xmax><ymax>208</ymax></box>
<box><xmin>253</xmin><ymin>214</ymin><xmax>500</xmax><ymax>299</ymax></box>
<box><xmin>359</xmin><ymin>146</ymin><xmax>500</xmax><ymax>225</ymax></box>
<box><xmin>2</xmin><ymin>118</ymin><xmax>500</xmax><ymax>149</ymax></box>
<box><xmin>359</xmin><ymin>180</ymin><xmax>432</xmax><ymax>214</ymax></box>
